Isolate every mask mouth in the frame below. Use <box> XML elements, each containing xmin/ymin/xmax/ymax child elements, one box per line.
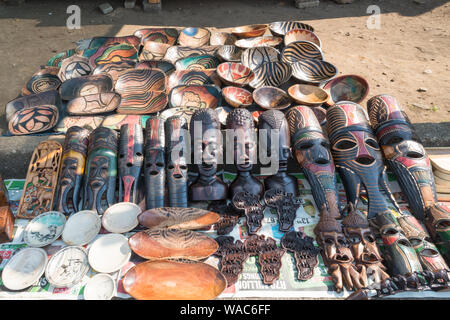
<box><xmin>362</xmin><ymin>253</ymin><xmax>379</xmax><ymax>263</ymax></box>
<box><xmin>334</xmin><ymin>253</ymin><xmax>351</xmax><ymax>263</ymax></box>
<box><xmin>355</xmin><ymin>155</ymin><xmax>375</xmax><ymax>165</ymax></box>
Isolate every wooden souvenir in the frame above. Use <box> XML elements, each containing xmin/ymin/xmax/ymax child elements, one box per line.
<box><xmin>167</xmin><ymin>69</ymin><xmax>222</xmax><ymax>92</ymax></box>
<box><xmin>22</xmin><ymin>66</ymin><xmax>61</xmax><ymax>96</ymax></box>
<box><xmin>216</xmin><ymin>62</ymin><xmax>255</xmax><ymax>87</ymax></box>
<box><xmin>288</xmin><ymin>84</ymin><xmax>329</xmax><ymax>106</ymax></box>
<box><xmin>222</xmin><ymin>86</ymin><xmax>253</xmax><ymax>108</ymax></box>
<box><xmin>123</xmin><ymin>260</ymin><xmax>227</xmax><ymax>300</ymax></box>
<box><xmin>257</xmin><ymin>237</ymin><xmax>286</xmax><ymax>285</ymax></box>
<box><xmin>284</xmin><ymin>29</ymin><xmax>321</xmax><ymax>47</ymax></box>
<box><xmin>169</xmin><ymin>85</ymin><xmax>221</xmax><ymax>109</ymax></box>
<box><xmin>101</xmin><ymin>114</ymin><xmax>150</xmax><ymax>131</ymax></box>
<box><xmin>76</xmin><ymin>36</ymin><xmax>141</xmax><ymax>52</ymax></box>
<box><xmin>253</xmin><ymin>86</ymin><xmax>292</xmax><ymax>110</ymax></box>
<box><xmin>240</xmin><ymin>46</ymin><xmax>280</xmax><ymax>71</ymax></box>
<box><xmin>249</xmin><ymin>61</ymin><xmax>292</xmax><ymax>89</ymax></box>
<box><xmin>174</xmin><ymin>54</ymin><xmax>220</xmax><ymax>71</ymax></box>
<box><xmin>92</xmin><ymin>60</ymin><xmax>136</xmax><ymax>85</ymax></box>
<box><xmin>58</xmin><ymin>55</ymin><xmax>93</xmax><ymax>82</ymax></box>
<box><xmin>138</xmin><ymin>207</ymin><xmax>220</xmax><ymax>230</ymax></box>
<box><xmin>0</xmin><ymin>206</ymin><xmax>15</xmax><ymax>244</ymax></box>
<box><xmin>5</xmin><ymin>90</ymin><xmax>61</xmax><ymax>122</ymax></box>
<box><xmin>139</xmin><ymin>40</ymin><xmax>171</xmax><ymax>61</ymax></box>
<box><xmin>215</xmin><ymin>45</ymin><xmax>242</xmax><ymax>62</ymax></box>
<box><xmin>88</xmin><ymin>43</ymin><xmax>138</xmax><ymax>67</ymax></box>
<box><xmin>133</xmin><ymin>27</ymin><xmax>179</xmax><ymax>45</ymax></box>
<box><xmin>135</xmin><ymin>60</ymin><xmax>176</xmax><ymax>76</ymax></box>
<box><xmin>233</xmin><ymin>191</ymin><xmax>266</xmax><ymax>234</ymax></box>
<box><xmin>214</xmin><ymin>236</ymin><xmax>248</xmax><ymax>286</ymax></box>
<box><xmin>281</xmin><ymin>231</ymin><xmax>319</xmax><ymax>280</ymax></box>
<box><xmin>281</xmin><ymin>41</ymin><xmax>323</xmax><ymax>64</ymax></box>
<box><xmin>269</xmin><ymin>21</ymin><xmax>315</xmax><ymax>36</ymax></box>
<box><xmin>264</xmin><ymin>189</ymin><xmax>301</xmax><ymax>232</ymax></box>
<box><xmin>67</xmin><ymin>93</ymin><xmax>120</xmax><ymax>115</ymax></box>
<box><xmin>235</xmin><ymin>36</ymin><xmax>283</xmax><ymax>49</ymax></box>
<box><xmin>17</xmin><ymin>140</ymin><xmax>63</xmax><ymax>219</ymax></box>
<box><xmin>210</xmin><ymin>31</ymin><xmax>237</xmax><ymax>46</ymax></box>
<box><xmin>164</xmin><ymin>45</ymin><xmax>219</xmax><ymax>64</ymax></box>
<box><xmin>8</xmin><ymin>105</ymin><xmax>60</xmax><ymax>136</ymax></box>
<box><xmin>178</xmin><ymin>27</ymin><xmax>211</xmax><ymax>47</ymax></box>
<box><xmin>128</xmin><ymin>229</ymin><xmax>218</xmax><ymax>260</ymax></box>
<box><xmin>291</xmin><ymin>59</ymin><xmax>338</xmax><ymax>85</ymax></box>
<box><xmin>60</xmin><ymin>74</ymin><xmax>113</xmax><ymax>101</ymax></box>
<box><xmin>159</xmin><ymin>106</ymin><xmax>201</xmax><ymax>126</ymax></box>
<box><xmin>46</xmin><ymin>49</ymin><xmax>76</xmax><ymax>67</ymax></box>
<box><xmin>232</xmin><ymin>24</ymin><xmax>268</xmax><ymax>38</ymax></box>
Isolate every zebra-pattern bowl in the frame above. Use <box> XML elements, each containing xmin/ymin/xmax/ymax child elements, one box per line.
<box><xmin>249</xmin><ymin>61</ymin><xmax>292</xmax><ymax>89</ymax></box>
<box><xmin>291</xmin><ymin>59</ymin><xmax>337</xmax><ymax>84</ymax></box>
<box><xmin>241</xmin><ymin>46</ymin><xmax>280</xmax><ymax>71</ymax></box>
<box><xmin>284</xmin><ymin>29</ymin><xmax>322</xmax><ymax>48</ymax></box>
<box><xmin>269</xmin><ymin>21</ymin><xmax>315</xmax><ymax>36</ymax></box>
<box><xmin>281</xmin><ymin>41</ymin><xmax>323</xmax><ymax>64</ymax></box>
<box><xmin>216</xmin><ymin>45</ymin><xmax>243</xmax><ymax>62</ymax></box>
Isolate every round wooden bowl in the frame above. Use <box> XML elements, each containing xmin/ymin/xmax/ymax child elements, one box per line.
<box><xmin>284</xmin><ymin>29</ymin><xmax>322</xmax><ymax>47</ymax></box>
<box><xmin>269</xmin><ymin>21</ymin><xmax>315</xmax><ymax>36</ymax></box>
<box><xmin>216</xmin><ymin>45</ymin><xmax>242</xmax><ymax>62</ymax></box>
<box><xmin>232</xmin><ymin>24</ymin><xmax>268</xmax><ymax>38</ymax></box>
<box><xmin>222</xmin><ymin>86</ymin><xmax>253</xmax><ymax>108</ymax></box>
<box><xmin>210</xmin><ymin>31</ymin><xmax>237</xmax><ymax>46</ymax></box>
<box><xmin>235</xmin><ymin>36</ymin><xmax>283</xmax><ymax>49</ymax></box>
<box><xmin>178</xmin><ymin>27</ymin><xmax>211</xmax><ymax>47</ymax></box>
<box><xmin>291</xmin><ymin>59</ymin><xmax>338</xmax><ymax>84</ymax></box>
<box><xmin>249</xmin><ymin>61</ymin><xmax>292</xmax><ymax>89</ymax></box>
<box><xmin>281</xmin><ymin>41</ymin><xmax>323</xmax><ymax>64</ymax></box>
<box><xmin>241</xmin><ymin>46</ymin><xmax>279</xmax><ymax>71</ymax></box>
<box><xmin>288</xmin><ymin>84</ymin><xmax>329</xmax><ymax>107</ymax></box>
<box><xmin>216</xmin><ymin>62</ymin><xmax>255</xmax><ymax>87</ymax></box>
<box><xmin>253</xmin><ymin>86</ymin><xmax>292</xmax><ymax>110</ymax></box>
<box><xmin>321</xmin><ymin>74</ymin><xmax>369</xmax><ymax>106</ymax></box>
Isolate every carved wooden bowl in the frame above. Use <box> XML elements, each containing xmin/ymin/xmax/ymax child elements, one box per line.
<box><xmin>284</xmin><ymin>29</ymin><xmax>322</xmax><ymax>47</ymax></box>
<box><xmin>169</xmin><ymin>85</ymin><xmax>221</xmax><ymax>109</ymax></box>
<box><xmin>23</xmin><ymin>67</ymin><xmax>61</xmax><ymax>96</ymax></box>
<box><xmin>249</xmin><ymin>61</ymin><xmax>292</xmax><ymax>89</ymax></box>
<box><xmin>210</xmin><ymin>31</ymin><xmax>237</xmax><ymax>46</ymax></box>
<box><xmin>164</xmin><ymin>46</ymin><xmax>219</xmax><ymax>64</ymax></box>
<box><xmin>232</xmin><ymin>24</ymin><xmax>268</xmax><ymax>38</ymax></box>
<box><xmin>235</xmin><ymin>35</ymin><xmax>283</xmax><ymax>49</ymax></box>
<box><xmin>288</xmin><ymin>84</ymin><xmax>329</xmax><ymax>107</ymax></box>
<box><xmin>241</xmin><ymin>46</ymin><xmax>279</xmax><ymax>71</ymax></box>
<box><xmin>291</xmin><ymin>59</ymin><xmax>338</xmax><ymax>84</ymax></box>
<box><xmin>138</xmin><ymin>207</ymin><xmax>220</xmax><ymax>230</ymax></box>
<box><xmin>174</xmin><ymin>54</ymin><xmax>220</xmax><ymax>71</ymax></box>
<box><xmin>139</xmin><ymin>40</ymin><xmax>171</xmax><ymax>61</ymax></box>
<box><xmin>67</xmin><ymin>93</ymin><xmax>121</xmax><ymax>115</ymax></box>
<box><xmin>253</xmin><ymin>86</ymin><xmax>292</xmax><ymax>110</ymax></box>
<box><xmin>320</xmin><ymin>74</ymin><xmax>369</xmax><ymax>106</ymax></box>
<box><xmin>167</xmin><ymin>69</ymin><xmax>222</xmax><ymax>92</ymax></box>
<box><xmin>178</xmin><ymin>27</ymin><xmax>211</xmax><ymax>47</ymax></box>
<box><xmin>215</xmin><ymin>45</ymin><xmax>242</xmax><ymax>62</ymax></box>
<box><xmin>269</xmin><ymin>21</ymin><xmax>315</xmax><ymax>36</ymax></box>
<box><xmin>92</xmin><ymin>60</ymin><xmax>136</xmax><ymax>84</ymax></box>
<box><xmin>8</xmin><ymin>105</ymin><xmax>59</xmax><ymax>135</ymax></box>
<box><xmin>216</xmin><ymin>62</ymin><xmax>255</xmax><ymax>87</ymax></box>
<box><xmin>135</xmin><ymin>60</ymin><xmax>175</xmax><ymax>77</ymax></box>
<box><xmin>281</xmin><ymin>41</ymin><xmax>323</xmax><ymax>64</ymax></box>
<box><xmin>222</xmin><ymin>86</ymin><xmax>253</xmax><ymax>108</ymax></box>
<box><xmin>123</xmin><ymin>260</ymin><xmax>227</xmax><ymax>300</ymax></box>
<box><xmin>128</xmin><ymin>229</ymin><xmax>219</xmax><ymax>260</ymax></box>
<box><xmin>88</xmin><ymin>43</ymin><xmax>138</xmax><ymax>67</ymax></box>
<box><xmin>60</xmin><ymin>74</ymin><xmax>114</xmax><ymax>101</ymax></box>
<box><xmin>133</xmin><ymin>27</ymin><xmax>179</xmax><ymax>45</ymax></box>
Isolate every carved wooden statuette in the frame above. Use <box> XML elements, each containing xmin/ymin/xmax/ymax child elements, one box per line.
<box><xmin>286</xmin><ymin>105</ymin><xmax>340</xmax><ymax>219</ymax></box>
<box><xmin>326</xmin><ymin>102</ymin><xmax>398</xmax><ymax>219</ymax></box>
<box><xmin>189</xmin><ymin>109</ymin><xmax>228</xmax><ymax>201</ymax></box>
<box><xmin>264</xmin><ymin>188</ymin><xmax>301</xmax><ymax>232</ymax></box>
<box><xmin>53</xmin><ymin>126</ymin><xmax>90</xmax><ymax>216</ymax></box>
<box><xmin>226</xmin><ymin>108</ymin><xmax>264</xmax><ymax>201</ymax></box>
<box><xmin>233</xmin><ymin>191</ymin><xmax>266</xmax><ymax>235</ymax></box>
<box><xmin>17</xmin><ymin>140</ymin><xmax>63</xmax><ymax>219</ymax></box>
<box><xmin>144</xmin><ymin>116</ymin><xmax>166</xmax><ymax>209</ymax></box>
<box><xmin>258</xmin><ymin>110</ymin><xmax>298</xmax><ymax>196</ymax></box>
<box><xmin>214</xmin><ymin>236</ymin><xmax>248</xmax><ymax>287</ymax></box>
<box><xmin>81</xmin><ymin>127</ymin><xmax>118</xmax><ymax>214</ymax></box>
<box><xmin>165</xmin><ymin>116</ymin><xmax>189</xmax><ymax>207</ymax></box>
<box><xmin>0</xmin><ymin>206</ymin><xmax>15</xmax><ymax>244</ymax></box>
<box><xmin>281</xmin><ymin>231</ymin><xmax>320</xmax><ymax>280</ymax></box>
<box><xmin>118</xmin><ymin>124</ymin><xmax>144</xmax><ymax>203</ymax></box>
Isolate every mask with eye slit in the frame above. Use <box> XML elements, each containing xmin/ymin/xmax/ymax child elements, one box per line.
<box><xmin>286</xmin><ymin>106</ymin><xmax>340</xmax><ymax>219</ymax></box>
<box><xmin>144</xmin><ymin>116</ymin><xmax>166</xmax><ymax>209</ymax></box>
<box><xmin>367</xmin><ymin>94</ymin><xmax>436</xmax><ymax>221</ymax></box>
<box><xmin>189</xmin><ymin>108</ymin><xmax>228</xmax><ymax>201</ymax></box>
<box><xmin>226</xmin><ymin>108</ymin><xmax>264</xmax><ymax>200</ymax></box>
<box><xmin>165</xmin><ymin>115</ymin><xmax>189</xmax><ymax>207</ymax></box>
<box><xmin>118</xmin><ymin>123</ymin><xmax>144</xmax><ymax>204</ymax></box>
<box><xmin>82</xmin><ymin>127</ymin><xmax>118</xmax><ymax>214</ymax></box>
<box><xmin>326</xmin><ymin>102</ymin><xmax>397</xmax><ymax>219</ymax></box>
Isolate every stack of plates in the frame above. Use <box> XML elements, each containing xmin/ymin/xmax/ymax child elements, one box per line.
<box><xmin>427</xmin><ymin>148</ymin><xmax>450</xmax><ymax>201</ymax></box>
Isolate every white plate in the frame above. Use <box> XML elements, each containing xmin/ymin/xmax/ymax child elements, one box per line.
<box><xmin>102</xmin><ymin>202</ymin><xmax>141</xmax><ymax>234</ymax></box>
<box><xmin>1</xmin><ymin>247</ymin><xmax>48</xmax><ymax>291</ymax></box>
<box><xmin>62</xmin><ymin>210</ymin><xmax>101</xmax><ymax>245</ymax></box>
<box><xmin>44</xmin><ymin>246</ymin><xmax>90</xmax><ymax>288</ymax></box>
<box><xmin>23</xmin><ymin>211</ymin><xmax>66</xmax><ymax>247</ymax></box>
<box><xmin>88</xmin><ymin>233</ymin><xmax>131</xmax><ymax>273</ymax></box>
<box><xmin>83</xmin><ymin>273</ymin><xmax>115</xmax><ymax>300</ymax></box>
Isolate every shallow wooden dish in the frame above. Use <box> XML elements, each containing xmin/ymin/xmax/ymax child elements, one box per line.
<box><xmin>135</xmin><ymin>60</ymin><xmax>176</xmax><ymax>76</ymax></box>
<box><xmin>235</xmin><ymin>35</ymin><xmax>283</xmax><ymax>49</ymax></box>
<box><xmin>288</xmin><ymin>84</ymin><xmax>329</xmax><ymax>106</ymax></box>
<box><xmin>138</xmin><ymin>207</ymin><xmax>220</xmax><ymax>230</ymax></box>
<box><xmin>167</xmin><ymin>69</ymin><xmax>222</xmax><ymax>92</ymax></box>
<box><xmin>123</xmin><ymin>260</ymin><xmax>227</xmax><ymax>300</ymax></box>
<box><xmin>241</xmin><ymin>46</ymin><xmax>279</xmax><ymax>71</ymax></box>
<box><xmin>174</xmin><ymin>54</ymin><xmax>220</xmax><ymax>71</ymax></box>
<box><xmin>291</xmin><ymin>59</ymin><xmax>337</xmax><ymax>84</ymax></box>
<box><xmin>169</xmin><ymin>84</ymin><xmax>221</xmax><ymax>109</ymax></box>
<box><xmin>321</xmin><ymin>74</ymin><xmax>369</xmax><ymax>106</ymax></box>
<box><xmin>222</xmin><ymin>86</ymin><xmax>253</xmax><ymax>108</ymax></box>
<box><xmin>139</xmin><ymin>40</ymin><xmax>171</xmax><ymax>61</ymax></box>
<box><xmin>216</xmin><ymin>45</ymin><xmax>242</xmax><ymax>62</ymax></box>
<box><xmin>253</xmin><ymin>86</ymin><xmax>292</xmax><ymax>110</ymax></box>
<box><xmin>164</xmin><ymin>45</ymin><xmax>219</xmax><ymax>64</ymax></box>
<box><xmin>249</xmin><ymin>61</ymin><xmax>292</xmax><ymax>89</ymax></box>
<box><xmin>284</xmin><ymin>29</ymin><xmax>322</xmax><ymax>47</ymax></box>
<box><xmin>60</xmin><ymin>74</ymin><xmax>113</xmax><ymax>100</ymax></box>
<box><xmin>178</xmin><ymin>27</ymin><xmax>211</xmax><ymax>47</ymax></box>
<box><xmin>128</xmin><ymin>229</ymin><xmax>218</xmax><ymax>260</ymax></box>
<box><xmin>216</xmin><ymin>62</ymin><xmax>255</xmax><ymax>87</ymax></box>
<box><xmin>269</xmin><ymin>21</ymin><xmax>315</xmax><ymax>36</ymax></box>
<box><xmin>8</xmin><ymin>105</ymin><xmax>59</xmax><ymax>135</ymax></box>
<box><xmin>210</xmin><ymin>31</ymin><xmax>237</xmax><ymax>46</ymax></box>
<box><xmin>67</xmin><ymin>92</ymin><xmax>120</xmax><ymax>115</ymax></box>
<box><xmin>281</xmin><ymin>41</ymin><xmax>323</xmax><ymax>64</ymax></box>
<box><xmin>88</xmin><ymin>43</ymin><xmax>138</xmax><ymax>67</ymax></box>
<box><xmin>232</xmin><ymin>24</ymin><xmax>268</xmax><ymax>38</ymax></box>
<box><xmin>133</xmin><ymin>27</ymin><xmax>179</xmax><ymax>45</ymax></box>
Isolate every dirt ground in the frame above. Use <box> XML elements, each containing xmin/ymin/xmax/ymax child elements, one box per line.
<box><xmin>0</xmin><ymin>0</ymin><xmax>449</xmax><ymax>178</ymax></box>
